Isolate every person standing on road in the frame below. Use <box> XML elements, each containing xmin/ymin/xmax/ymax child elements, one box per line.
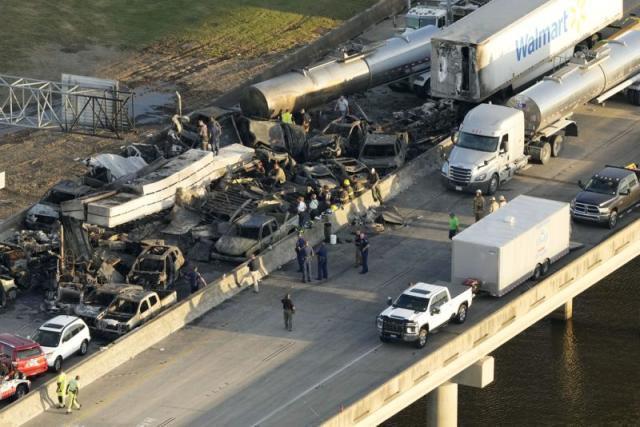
<box><xmin>473</xmin><ymin>189</ymin><xmax>485</xmax><ymax>222</ymax></box>
<box><xmin>66</xmin><ymin>375</ymin><xmax>81</xmax><ymax>414</ymax></box>
<box><xmin>281</xmin><ymin>109</ymin><xmax>293</xmax><ymax>124</ymax></box>
<box><xmin>198</xmin><ymin>119</ymin><xmax>209</xmax><ymax>151</ymax></box>
<box><xmin>295</xmin><ymin>233</ymin><xmax>306</xmax><ymax>273</ymax></box>
<box><xmin>297</xmin><ymin>196</ymin><xmax>308</xmax><ymax>228</ymax></box>
<box><xmin>281</xmin><ymin>294</ymin><xmax>295</xmax><ymax>331</ymax></box>
<box><xmin>56</xmin><ymin>371</ymin><xmax>67</xmax><ymax>408</ymax></box>
<box><xmin>354</xmin><ymin>230</ymin><xmax>362</xmax><ymax>268</ymax></box>
<box><xmin>335</xmin><ymin>95</ymin><xmax>349</xmax><ymax>120</ymax></box>
<box><xmin>186</xmin><ymin>266</ymin><xmax>207</xmax><ymax>294</ymax></box>
<box><xmin>208</xmin><ymin>118</ymin><xmax>222</xmax><ymax>155</ymax></box>
<box><xmin>448</xmin><ymin>213</ymin><xmax>460</xmax><ymax>240</ymax></box>
<box><xmin>498</xmin><ymin>195</ymin><xmax>507</xmax><ymax>208</ymax></box>
<box><xmin>302</xmin><ymin>241</ymin><xmax>314</xmax><ymax>283</ymax></box>
<box><xmin>247</xmin><ymin>254</ymin><xmax>261</xmax><ymax>293</ymax></box>
<box><xmin>316</xmin><ymin>242</ymin><xmax>328</xmax><ymax>281</ymax></box>
<box><xmin>369</xmin><ymin>168</ymin><xmax>382</xmax><ymax>203</ymax></box>
<box><xmin>488</xmin><ymin>196</ymin><xmax>500</xmax><ymax>214</ymax></box>
<box><xmin>359</xmin><ymin>232</ymin><xmax>369</xmax><ymax>274</ymax></box>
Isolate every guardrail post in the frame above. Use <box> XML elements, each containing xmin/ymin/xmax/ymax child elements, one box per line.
<box><xmin>426</xmin><ymin>381</ymin><xmax>458</xmax><ymax>427</ymax></box>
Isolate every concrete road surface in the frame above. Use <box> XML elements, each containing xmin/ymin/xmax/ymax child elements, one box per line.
<box><xmin>24</xmin><ymin>99</ymin><xmax>640</xmax><ymax>426</ymax></box>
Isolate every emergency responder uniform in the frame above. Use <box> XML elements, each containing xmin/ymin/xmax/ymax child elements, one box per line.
<box><xmin>56</xmin><ymin>371</ymin><xmax>67</xmax><ymax>408</ymax></box>
<box><xmin>473</xmin><ymin>190</ymin><xmax>485</xmax><ymax>222</ymax></box>
<box><xmin>66</xmin><ymin>376</ymin><xmax>81</xmax><ymax>413</ymax></box>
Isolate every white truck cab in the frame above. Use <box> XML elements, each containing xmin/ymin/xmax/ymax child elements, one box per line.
<box><xmin>377</xmin><ymin>282</ymin><xmax>473</xmax><ymax>348</ymax></box>
<box><xmin>441</xmin><ymin>104</ymin><xmax>528</xmax><ymax>194</ymax></box>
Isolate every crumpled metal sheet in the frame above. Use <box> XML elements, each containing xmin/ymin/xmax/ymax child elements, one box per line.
<box><xmin>88</xmin><ymin>154</ymin><xmax>148</xmax><ymax>180</ymax></box>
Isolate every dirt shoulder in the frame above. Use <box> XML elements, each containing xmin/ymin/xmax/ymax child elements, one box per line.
<box><xmin>0</xmin><ymin>0</ymin><xmax>379</xmax><ymax>220</ymax></box>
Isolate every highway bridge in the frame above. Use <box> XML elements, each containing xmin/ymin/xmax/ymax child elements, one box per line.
<box><xmin>12</xmin><ymin>97</ymin><xmax>640</xmax><ymax>427</ymax></box>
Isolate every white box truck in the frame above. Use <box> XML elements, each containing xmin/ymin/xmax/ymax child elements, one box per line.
<box><xmin>430</xmin><ymin>0</ymin><xmax>623</xmax><ymax>103</ymax></box>
<box><xmin>452</xmin><ymin>195</ymin><xmax>570</xmax><ymax>297</ymax></box>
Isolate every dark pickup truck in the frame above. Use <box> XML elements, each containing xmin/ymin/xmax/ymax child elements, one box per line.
<box><xmin>570</xmin><ymin>164</ymin><xmax>640</xmax><ymax>228</ymax></box>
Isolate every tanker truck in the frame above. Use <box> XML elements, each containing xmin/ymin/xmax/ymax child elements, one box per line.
<box><xmin>430</xmin><ymin>0</ymin><xmax>623</xmax><ymax>103</ymax></box>
<box><xmin>441</xmin><ymin>23</ymin><xmax>640</xmax><ymax>195</ymax></box>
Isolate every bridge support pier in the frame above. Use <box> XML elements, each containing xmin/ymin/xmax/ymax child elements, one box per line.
<box><xmin>550</xmin><ymin>299</ymin><xmax>573</xmax><ymax>320</ymax></box>
<box><xmin>427</xmin><ymin>356</ymin><xmax>494</xmax><ymax>427</ymax></box>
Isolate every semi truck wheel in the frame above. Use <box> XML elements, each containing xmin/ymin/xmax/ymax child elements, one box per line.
<box><xmin>487</xmin><ymin>174</ymin><xmax>499</xmax><ymax>195</ymax></box>
<box><xmin>415</xmin><ymin>326</ymin><xmax>429</xmax><ymax>349</ymax></box>
<box><xmin>551</xmin><ymin>135</ymin><xmax>564</xmax><ymax>157</ymax></box>
<box><xmin>532</xmin><ymin>264</ymin><xmax>543</xmax><ymax>280</ymax></box>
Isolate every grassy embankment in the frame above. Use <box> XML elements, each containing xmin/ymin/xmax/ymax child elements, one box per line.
<box><xmin>0</xmin><ymin>0</ymin><xmax>377</xmax><ymax>76</ymax></box>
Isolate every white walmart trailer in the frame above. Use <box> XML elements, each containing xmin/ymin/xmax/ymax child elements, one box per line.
<box><xmin>452</xmin><ymin>195</ymin><xmax>570</xmax><ymax>297</ymax></box>
<box><xmin>430</xmin><ymin>0</ymin><xmax>623</xmax><ymax>102</ymax></box>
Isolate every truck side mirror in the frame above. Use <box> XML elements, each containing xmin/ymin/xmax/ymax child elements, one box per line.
<box><xmin>578</xmin><ymin>180</ymin><xmax>585</xmax><ymax>189</ymax></box>
<box><xmin>499</xmin><ymin>148</ymin><xmax>506</xmax><ymax>155</ymax></box>
<box><xmin>621</xmin><ymin>189</ymin><xmax>631</xmax><ymax>196</ymax></box>
<box><xmin>451</xmin><ymin>132</ymin><xmax>459</xmax><ymax>144</ymax></box>
<box><xmin>431</xmin><ymin>307</ymin><xmax>440</xmax><ymax>314</ymax></box>
<box><xmin>386</xmin><ymin>297</ymin><xmax>393</xmax><ymax>306</ymax></box>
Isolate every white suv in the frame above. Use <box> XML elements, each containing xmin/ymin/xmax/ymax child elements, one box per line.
<box><xmin>32</xmin><ymin>316</ymin><xmax>91</xmax><ymax>372</ymax></box>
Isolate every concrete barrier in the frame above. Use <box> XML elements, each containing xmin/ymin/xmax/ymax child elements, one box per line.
<box><xmin>0</xmin><ymin>132</ymin><xmax>449</xmax><ymax>427</ymax></box>
<box><xmin>321</xmin><ymin>218</ymin><xmax>640</xmax><ymax>427</ymax></box>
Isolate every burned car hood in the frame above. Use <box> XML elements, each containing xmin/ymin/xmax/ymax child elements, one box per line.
<box><xmin>214</xmin><ymin>236</ymin><xmax>256</xmax><ymax>256</ymax></box>
<box><xmin>574</xmin><ymin>191</ymin><xmax>615</xmax><ymax>207</ymax></box>
<box><xmin>75</xmin><ymin>304</ymin><xmax>106</xmax><ymax>318</ymax></box>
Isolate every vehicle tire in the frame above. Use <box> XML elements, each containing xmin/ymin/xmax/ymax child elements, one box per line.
<box><xmin>53</xmin><ymin>356</ymin><xmax>62</xmax><ymax>373</ymax></box>
<box><xmin>7</xmin><ymin>288</ymin><xmax>17</xmax><ymax>301</ymax></box>
<box><xmin>541</xmin><ymin>259</ymin><xmax>551</xmax><ymax>275</ymax></box>
<box><xmin>415</xmin><ymin>326</ymin><xmax>429</xmax><ymax>349</ymax></box>
<box><xmin>455</xmin><ymin>304</ymin><xmax>468</xmax><ymax>324</ymax></box>
<box><xmin>539</xmin><ymin>142</ymin><xmax>552</xmax><ymax>164</ymax></box>
<box><xmin>78</xmin><ymin>340</ymin><xmax>89</xmax><ymax>356</ymax></box>
<box><xmin>0</xmin><ymin>291</ymin><xmax>6</xmax><ymax>309</ymax></box>
<box><xmin>608</xmin><ymin>210</ymin><xmax>618</xmax><ymax>229</ymax></box>
<box><xmin>550</xmin><ymin>135</ymin><xmax>564</xmax><ymax>157</ymax></box>
<box><xmin>532</xmin><ymin>264</ymin><xmax>543</xmax><ymax>281</ymax></box>
<box><xmin>14</xmin><ymin>383</ymin><xmax>28</xmax><ymax>400</ymax></box>
<box><xmin>487</xmin><ymin>174</ymin><xmax>499</xmax><ymax>195</ymax></box>
<box><xmin>379</xmin><ymin>335</ymin><xmax>390</xmax><ymax>343</ymax></box>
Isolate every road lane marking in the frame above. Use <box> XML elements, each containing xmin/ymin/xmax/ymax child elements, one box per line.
<box><xmin>252</xmin><ymin>344</ymin><xmax>382</xmax><ymax>426</ymax></box>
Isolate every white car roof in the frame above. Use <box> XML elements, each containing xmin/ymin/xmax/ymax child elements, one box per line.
<box><xmin>39</xmin><ymin>315</ymin><xmax>80</xmax><ymax>332</ymax></box>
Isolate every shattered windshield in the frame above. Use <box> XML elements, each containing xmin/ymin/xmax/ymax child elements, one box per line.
<box><xmin>137</xmin><ymin>259</ymin><xmax>164</xmax><ymax>272</ymax></box>
<box><xmin>109</xmin><ymin>299</ymin><xmax>138</xmax><ymax>314</ymax></box>
<box><xmin>33</xmin><ymin>330</ymin><xmax>61</xmax><ymax>348</ymax></box>
<box><xmin>394</xmin><ymin>294</ymin><xmax>429</xmax><ymax>312</ymax></box>
<box><xmin>585</xmin><ymin>177</ymin><xmax>618</xmax><ymax>195</ymax></box>
<box><xmin>457</xmin><ymin>132</ymin><xmax>499</xmax><ymax>153</ymax></box>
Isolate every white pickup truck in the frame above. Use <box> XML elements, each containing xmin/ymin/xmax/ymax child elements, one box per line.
<box><xmin>376</xmin><ymin>282</ymin><xmax>473</xmax><ymax>348</ymax></box>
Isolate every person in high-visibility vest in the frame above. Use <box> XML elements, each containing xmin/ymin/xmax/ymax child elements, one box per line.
<box><xmin>66</xmin><ymin>375</ymin><xmax>82</xmax><ymax>414</ymax></box>
<box><xmin>281</xmin><ymin>109</ymin><xmax>293</xmax><ymax>124</ymax></box>
<box><xmin>56</xmin><ymin>371</ymin><xmax>67</xmax><ymax>408</ymax></box>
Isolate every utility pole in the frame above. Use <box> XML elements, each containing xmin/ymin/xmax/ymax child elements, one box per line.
<box><xmin>446</xmin><ymin>0</ymin><xmax>453</xmax><ymax>25</ymax></box>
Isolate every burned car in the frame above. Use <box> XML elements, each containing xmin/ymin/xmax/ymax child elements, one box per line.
<box><xmin>212</xmin><ymin>213</ymin><xmax>298</xmax><ymax>262</ymax></box>
<box><xmin>96</xmin><ymin>289</ymin><xmax>177</xmax><ymax>336</ymax></box>
<box><xmin>321</xmin><ymin>115</ymin><xmax>369</xmax><ymax>157</ymax></box>
<box><xmin>0</xmin><ymin>243</ymin><xmax>29</xmax><ymax>289</ymax></box>
<box><xmin>25</xmin><ymin>180</ymin><xmax>93</xmax><ymax>230</ymax></box>
<box><xmin>358</xmin><ymin>132</ymin><xmax>408</xmax><ymax>175</ymax></box>
<box><xmin>74</xmin><ymin>283</ymin><xmax>144</xmax><ymax>327</ymax></box>
<box><xmin>127</xmin><ymin>244</ymin><xmax>185</xmax><ymax>290</ymax></box>
<box><xmin>293</xmin><ymin>163</ymin><xmax>340</xmax><ymax>193</ymax></box>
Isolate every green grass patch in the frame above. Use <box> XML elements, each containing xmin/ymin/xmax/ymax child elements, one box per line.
<box><xmin>0</xmin><ymin>0</ymin><xmax>377</xmax><ymax>72</ymax></box>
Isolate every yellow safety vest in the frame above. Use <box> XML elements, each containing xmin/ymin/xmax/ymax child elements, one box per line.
<box><xmin>282</xmin><ymin>112</ymin><xmax>293</xmax><ymax>124</ymax></box>
<box><xmin>56</xmin><ymin>373</ymin><xmax>67</xmax><ymax>396</ymax></box>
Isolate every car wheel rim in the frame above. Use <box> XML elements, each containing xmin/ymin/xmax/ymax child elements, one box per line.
<box><xmin>459</xmin><ymin>307</ymin><xmax>466</xmax><ymax>321</ymax></box>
